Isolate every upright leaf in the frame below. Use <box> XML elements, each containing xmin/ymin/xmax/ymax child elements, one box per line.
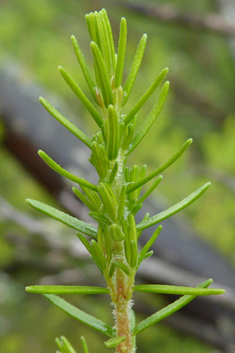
<box><xmin>124</xmin><ymin>67</ymin><xmax>169</xmax><ymax>125</ymax></box>
<box><xmin>137</xmin><ymin>225</ymin><xmax>162</xmax><ymax>266</ymax></box>
<box><xmin>115</xmin><ymin>17</ymin><xmax>127</xmax><ymax>88</ymax></box>
<box><xmin>55</xmin><ymin>336</ymin><xmax>77</xmax><ymax>353</ymax></box>
<box><xmin>137</xmin><ymin>182</ymin><xmax>211</xmax><ymax>231</ymax></box>
<box><xmin>71</xmin><ymin>35</ymin><xmax>98</xmax><ymax>103</ymax></box>
<box><xmin>39</xmin><ymin>97</ymin><xmax>92</xmax><ymax>149</ymax></box>
<box><xmin>122</xmin><ymin>34</ymin><xmax>147</xmax><ymax>106</ymax></box>
<box><xmin>101</xmin><ymin>9</ymin><xmax>116</xmax><ymax>75</ymax></box>
<box><xmin>138</xmin><ymin>175</ymin><xmax>163</xmax><ymax>205</ymax></box>
<box><xmin>126</xmin><ymin>81</ymin><xmax>169</xmax><ymax>155</ymax></box>
<box><xmin>59</xmin><ymin>66</ymin><xmax>103</xmax><ymax>127</ymax></box>
<box><xmin>107</xmin><ymin>105</ymin><xmax>119</xmax><ymax>160</ymax></box>
<box><xmin>90</xmin><ymin>41</ymin><xmax>113</xmax><ymax>107</ymax></box>
<box><xmin>127</xmin><ymin>139</ymin><xmax>192</xmax><ymax>193</ymax></box>
<box><xmin>81</xmin><ymin>337</ymin><xmax>90</xmax><ymax>353</ymax></box>
<box><xmin>38</xmin><ymin>150</ymin><xmax>97</xmax><ymax>191</ymax></box>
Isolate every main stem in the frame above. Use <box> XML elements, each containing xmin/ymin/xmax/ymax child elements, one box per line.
<box><xmin>108</xmin><ymin>152</ymin><xmax>135</xmax><ymax>353</ymax></box>
<box><xmin>114</xmin><ymin>267</ymin><xmax>134</xmax><ymax>353</ymax></box>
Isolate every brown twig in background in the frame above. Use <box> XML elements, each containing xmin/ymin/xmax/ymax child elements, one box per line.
<box><xmin>117</xmin><ymin>1</ymin><xmax>235</xmax><ymax>37</ymax></box>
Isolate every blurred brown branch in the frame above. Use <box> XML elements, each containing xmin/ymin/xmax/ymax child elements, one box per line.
<box><xmin>118</xmin><ymin>2</ymin><xmax>235</xmax><ymax>36</ymax></box>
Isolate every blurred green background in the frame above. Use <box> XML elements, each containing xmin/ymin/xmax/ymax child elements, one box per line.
<box><xmin>0</xmin><ymin>0</ymin><xmax>235</xmax><ymax>352</ymax></box>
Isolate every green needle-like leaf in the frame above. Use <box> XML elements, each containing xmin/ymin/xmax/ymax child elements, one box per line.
<box><xmin>129</xmin><ymin>240</ymin><xmax>138</xmax><ymax>268</ymax></box>
<box><xmin>137</xmin><ymin>225</ymin><xmax>162</xmax><ymax>266</ymax></box>
<box><xmin>80</xmin><ymin>185</ymin><xmax>102</xmax><ymax>211</ymax></box>
<box><xmin>131</xmin><ymin>279</ymin><xmax>212</xmax><ymax>335</ymax></box>
<box><xmin>91</xmin><ymin>142</ymin><xmax>110</xmax><ymax>179</ymax></box>
<box><xmin>71</xmin><ymin>35</ymin><xmax>98</xmax><ymax>103</ymax></box>
<box><xmin>26</xmin><ymin>199</ymin><xmax>97</xmax><ymax>238</ymax></box>
<box><xmin>115</xmin><ymin>17</ymin><xmax>127</xmax><ymax>88</ymax></box>
<box><xmin>26</xmin><ymin>285</ymin><xmax>110</xmax><ymax>295</ymax></box>
<box><xmin>81</xmin><ymin>337</ymin><xmax>90</xmax><ymax>353</ymax></box>
<box><xmin>143</xmin><ymin>251</ymin><xmax>153</xmax><ymax>260</ymax></box>
<box><xmin>44</xmin><ymin>294</ymin><xmax>115</xmax><ymax>337</ymax></box>
<box><xmin>137</xmin><ymin>212</ymin><xmax>150</xmax><ymax>239</ymax></box>
<box><xmin>95</xmin><ymin>10</ymin><xmax>115</xmax><ymax>76</ymax></box>
<box><xmin>85</xmin><ymin>12</ymin><xmax>98</xmax><ymax>44</ymax></box>
<box><xmin>77</xmin><ymin>233</ymin><xmax>104</xmax><ymax>272</ymax></box>
<box><xmin>91</xmin><ymin>239</ymin><xmax>107</xmax><ymax>269</ymax></box>
<box><xmin>122</xmin><ymin>123</ymin><xmax>134</xmax><ymax>150</ymax></box>
<box><xmin>105</xmin><ymin>336</ymin><xmax>126</xmax><ymax>348</ymax></box>
<box><xmin>77</xmin><ymin>232</ymin><xmax>95</xmax><ymax>255</ymax></box>
<box><xmin>109</xmin><ymin>223</ymin><xmax>125</xmax><ymax>241</ymax></box>
<box><xmin>55</xmin><ymin>337</ymin><xmax>65</xmax><ymax>353</ymax></box>
<box><xmin>118</xmin><ymin>184</ymin><xmax>126</xmax><ymax>221</ymax></box>
<box><xmin>55</xmin><ymin>336</ymin><xmax>77</xmax><ymax>353</ymax></box>
<box><xmin>59</xmin><ymin>66</ymin><xmax>103</xmax><ymax>127</ymax></box>
<box><xmin>138</xmin><ymin>175</ymin><xmax>163</xmax><ymax>205</ymax></box>
<box><xmin>127</xmin><ymin>139</ymin><xmax>192</xmax><ymax>194</ymax></box>
<box><xmin>124</xmin><ymin>67</ymin><xmax>169</xmax><ymax>125</ymax></box>
<box><xmin>39</xmin><ymin>97</ymin><xmax>92</xmax><ymax>149</ymax></box>
<box><xmin>122</xmin><ymin>34</ymin><xmax>148</xmax><ymax>106</ymax></box>
<box><xmin>94</xmin><ymin>12</ymin><xmax>111</xmax><ymax>75</ymax></box>
<box><xmin>126</xmin><ymin>81</ymin><xmax>169</xmax><ymax>155</ymax></box>
<box><xmin>109</xmin><ymin>162</ymin><xmax>119</xmax><ymax>184</ymax></box>
<box><xmin>112</xmin><ymin>260</ymin><xmax>131</xmax><ymax>275</ymax></box>
<box><xmin>137</xmin><ymin>182</ymin><xmax>211</xmax><ymax>231</ymax></box>
<box><xmin>97</xmin><ymin>182</ymin><xmax>119</xmax><ymax>222</ymax></box>
<box><xmin>38</xmin><ymin>150</ymin><xmax>97</xmax><ymax>191</ymax></box>
<box><xmin>107</xmin><ymin>105</ymin><xmax>119</xmax><ymax>160</ymax></box>
<box><xmin>89</xmin><ymin>211</ymin><xmax>112</xmax><ymax>225</ymax></box>
<box><xmin>91</xmin><ymin>41</ymin><xmax>113</xmax><ymax>107</ymax></box>
<box><xmin>55</xmin><ymin>338</ymin><xmax>63</xmax><ymax>353</ymax></box>
<box><xmin>72</xmin><ymin>187</ymin><xmax>96</xmax><ymax>211</ymax></box>
<box><xmin>101</xmin><ymin>9</ymin><xmax>116</xmax><ymax>75</ymax></box>
<box><xmin>134</xmin><ymin>284</ymin><xmax>225</xmax><ymax>296</ymax></box>
<box><xmin>130</xmin><ymin>310</ymin><xmax>136</xmax><ymax>350</ymax></box>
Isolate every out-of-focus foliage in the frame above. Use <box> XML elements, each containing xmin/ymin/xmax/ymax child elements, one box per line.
<box><xmin>0</xmin><ymin>0</ymin><xmax>234</xmax><ymax>352</ymax></box>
